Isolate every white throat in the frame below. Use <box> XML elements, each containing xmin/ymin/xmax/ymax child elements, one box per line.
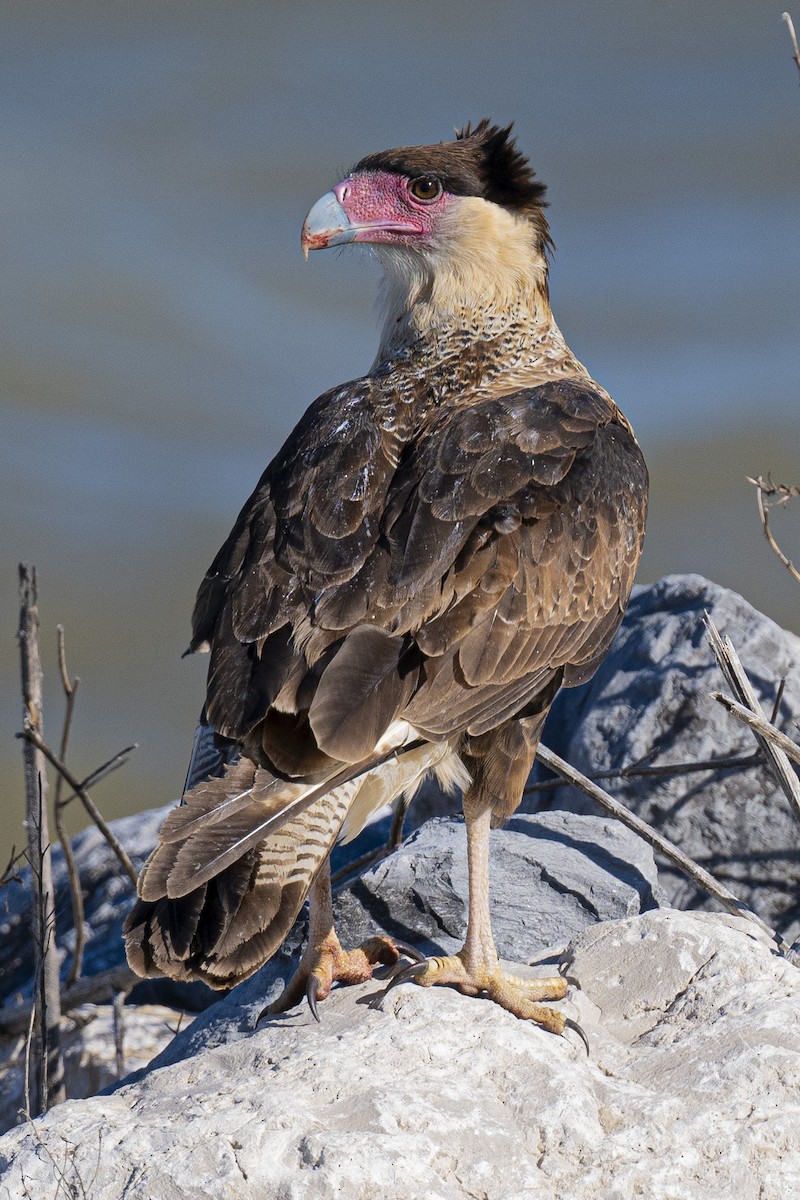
<box><xmin>372</xmin><ymin>197</ymin><xmax>552</xmax><ymax>360</ymax></box>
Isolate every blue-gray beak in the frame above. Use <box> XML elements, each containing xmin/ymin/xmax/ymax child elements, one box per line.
<box><xmin>301</xmin><ymin>192</ymin><xmax>356</xmax><ymax>259</ymax></box>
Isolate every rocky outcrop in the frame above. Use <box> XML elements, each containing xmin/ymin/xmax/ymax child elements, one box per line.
<box><xmin>0</xmin><ymin>809</ymin><xmax>660</xmax><ymax>1133</ymax></box>
<box><xmin>2</xmin><ymin>910</ymin><xmax>798</xmax><ymax>1200</ymax></box>
<box><xmin>533</xmin><ymin>573</ymin><xmax>800</xmax><ymax>940</ymax></box>
<box><xmin>134</xmin><ymin>809</ymin><xmax>662</xmax><ymax>1073</ymax></box>
<box><xmin>5</xmin><ymin>574</ymin><xmax>796</xmax><ymax>1028</ymax></box>
<box><xmin>3</xmin><ymin>574</ymin><xmax>799</xmax><ymax>1194</ymax></box>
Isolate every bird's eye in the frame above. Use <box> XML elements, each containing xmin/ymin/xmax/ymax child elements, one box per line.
<box><xmin>408</xmin><ymin>176</ymin><xmax>443</xmax><ymax>203</ymax></box>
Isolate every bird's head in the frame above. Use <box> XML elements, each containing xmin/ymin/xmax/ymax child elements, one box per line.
<box><xmin>301</xmin><ymin>121</ymin><xmax>554</xmax><ymax>341</ymax></box>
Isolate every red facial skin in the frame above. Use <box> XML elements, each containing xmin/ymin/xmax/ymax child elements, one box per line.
<box><xmin>334</xmin><ymin>170</ymin><xmax>451</xmax><ymax>247</ymax></box>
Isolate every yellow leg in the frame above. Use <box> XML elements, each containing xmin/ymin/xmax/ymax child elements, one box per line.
<box><xmin>379</xmin><ymin>797</ymin><xmax>571</xmax><ymax>1038</ymax></box>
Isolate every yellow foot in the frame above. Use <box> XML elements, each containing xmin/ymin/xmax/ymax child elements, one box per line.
<box><xmin>375</xmin><ymin>952</ymin><xmax>581</xmax><ymax>1043</ymax></box>
<box><xmin>260</xmin><ymin>933</ymin><xmax>424</xmax><ymax>1023</ymax></box>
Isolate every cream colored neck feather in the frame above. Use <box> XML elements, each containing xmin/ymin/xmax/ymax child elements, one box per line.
<box><xmin>371</xmin><ymin>197</ymin><xmax>579</xmax><ymax>384</ymax></box>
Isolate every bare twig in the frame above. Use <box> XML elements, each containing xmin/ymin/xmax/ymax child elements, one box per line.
<box><xmin>524</xmin><ymin>748</ymin><xmax>763</xmax><ymax>796</ymax></box>
<box><xmin>59</xmin><ymin>743</ymin><xmax>138</xmax><ymax>803</ymax></box>
<box><xmin>711</xmin><ymin>693</ymin><xmax>800</xmax><ymax>767</ymax></box>
<box><xmin>784</xmin><ymin>12</ymin><xmax>800</xmax><ymax>81</ymax></box>
<box><xmin>52</xmin><ymin>625</ymin><xmax>86</xmax><ymax>986</ymax></box>
<box><xmin>771</xmin><ymin>677</ymin><xmax>788</xmax><ymax>724</ymax></box>
<box><xmin>536</xmin><ymin>743</ymin><xmax>795</xmax><ymax>959</ymax></box>
<box><xmin>112</xmin><ymin>991</ymin><xmax>126</xmax><ymax>1080</ymax></box>
<box><xmin>17</xmin><ymin>564</ymin><xmax>66</xmax><ymax>1114</ymax></box>
<box><xmin>16</xmin><ymin>728</ymin><xmax>138</xmax><ymax>886</ymax></box>
<box><xmin>0</xmin><ymin>845</ymin><xmax>26</xmax><ymax>889</ymax></box>
<box><xmin>165</xmin><ymin>1010</ymin><xmax>187</xmax><ymax>1037</ymax></box>
<box><xmin>705</xmin><ymin>614</ymin><xmax>800</xmax><ymax>820</ymax></box>
<box><xmin>332</xmin><ymin>742</ymin><xmax>768</xmax><ymax>887</ymax></box>
<box><xmin>20</xmin><ymin>1117</ymin><xmax>100</xmax><ymax>1200</ymax></box>
<box><xmin>748</xmin><ymin>475</ymin><xmax>800</xmax><ymax>586</ymax></box>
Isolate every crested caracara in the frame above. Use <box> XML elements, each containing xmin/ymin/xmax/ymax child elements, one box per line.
<box><xmin>124</xmin><ymin>121</ymin><xmax>648</xmax><ymax>1037</ymax></box>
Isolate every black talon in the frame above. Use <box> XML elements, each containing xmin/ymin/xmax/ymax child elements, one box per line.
<box><xmin>392</xmin><ymin>940</ymin><xmax>426</xmax><ymax>964</ymax></box>
<box><xmin>369</xmin><ymin>959</ymin><xmax>429</xmax><ymax>1010</ymax></box>
<box><xmin>563</xmin><ymin>1016</ymin><xmax>590</xmax><ymax>1056</ymax></box>
<box><xmin>306</xmin><ymin>975</ymin><xmax>321</xmax><ymax>1022</ymax></box>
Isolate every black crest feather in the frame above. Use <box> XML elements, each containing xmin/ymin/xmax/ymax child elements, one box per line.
<box><xmin>453</xmin><ymin>120</ymin><xmax>547</xmax><ymax>214</ymax></box>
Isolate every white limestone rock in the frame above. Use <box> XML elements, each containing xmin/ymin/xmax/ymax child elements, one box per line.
<box><xmin>2</xmin><ymin>909</ymin><xmax>798</xmax><ymax>1200</ymax></box>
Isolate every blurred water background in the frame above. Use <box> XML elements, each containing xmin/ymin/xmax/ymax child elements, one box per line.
<box><xmin>2</xmin><ymin>0</ymin><xmax>798</xmax><ymax>858</ymax></box>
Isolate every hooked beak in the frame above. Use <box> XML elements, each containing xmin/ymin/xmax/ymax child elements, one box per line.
<box><xmin>301</xmin><ymin>186</ymin><xmax>423</xmax><ymax>259</ymax></box>
<box><xmin>301</xmin><ymin>192</ymin><xmax>357</xmax><ymax>260</ymax></box>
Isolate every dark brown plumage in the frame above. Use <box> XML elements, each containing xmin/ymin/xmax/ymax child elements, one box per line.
<box><xmin>125</xmin><ymin>123</ymin><xmax>647</xmax><ymax>1028</ymax></box>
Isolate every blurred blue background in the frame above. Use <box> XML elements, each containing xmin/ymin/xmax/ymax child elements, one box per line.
<box><xmin>2</xmin><ymin>0</ymin><xmax>798</xmax><ymax>855</ymax></box>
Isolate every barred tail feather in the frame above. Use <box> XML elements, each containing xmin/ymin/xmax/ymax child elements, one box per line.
<box><xmin>124</xmin><ymin>776</ymin><xmax>359</xmax><ymax>987</ymax></box>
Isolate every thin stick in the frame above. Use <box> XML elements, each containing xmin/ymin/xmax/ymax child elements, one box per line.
<box><xmin>22</xmin><ymin>998</ymin><xmax>36</xmax><ymax>1122</ymax></box>
<box><xmin>748</xmin><ymin>475</ymin><xmax>800</xmax><ymax>585</ymax></box>
<box><xmin>17</xmin><ymin>565</ymin><xmax>66</xmax><ymax>1113</ymax></box>
<box><xmin>784</xmin><ymin>12</ymin><xmax>800</xmax><ymax>81</ymax></box>
<box><xmin>524</xmin><ymin>749</ymin><xmax>762</xmax><ymax>795</ymax></box>
<box><xmin>711</xmin><ymin>693</ymin><xmax>800</xmax><ymax>767</ymax></box>
<box><xmin>112</xmin><ymin>991</ymin><xmax>126</xmax><ymax>1080</ymax></box>
<box><xmin>771</xmin><ymin>677</ymin><xmax>788</xmax><ymax>724</ymax></box>
<box><xmin>0</xmin><ymin>845</ymin><xmax>26</xmax><ymax>888</ymax></box>
<box><xmin>705</xmin><ymin>614</ymin><xmax>800</xmax><ymax>820</ymax></box>
<box><xmin>52</xmin><ymin>625</ymin><xmax>86</xmax><ymax>986</ymax></box>
<box><xmin>535</xmin><ymin>743</ymin><xmax>794</xmax><ymax>958</ymax></box>
<box><xmin>16</xmin><ymin>728</ymin><xmax>138</xmax><ymax>886</ymax></box>
<box><xmin>58</xmin><ymin>744</ymin><xmax>138</xmax><ymax>804</ymax></box>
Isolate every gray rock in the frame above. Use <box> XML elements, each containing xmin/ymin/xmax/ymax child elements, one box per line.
<box><xmin>9</xmin><ymin>570</ymin><xmax>796</xmax><ymax>1080</ymax></box>
<box><xmin>333</xmin><ymin>810</ymin><xmax>662</xmax><ymax>961</ymax></box>
<box><xmin>2</xmin><ymin>909</ymin><xmax>798</xmax><ymax>1200</ymax></box>
<box><xmin>531</xmin><ymin>574</ymin><xmax>800</xmax><ymax>940</ymax></box>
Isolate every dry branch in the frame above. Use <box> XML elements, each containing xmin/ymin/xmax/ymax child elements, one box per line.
<box><xmin>524</xmin><ymin>748</ymin><xmax>762</xmax><ymax>796</ymax></box>
<box><xmin>16</xmin><ymin>728</ymin><xmax>138</xmax><ymax>887</ymax></box>
<box><xmin>17</xmin><ymin>565</ymin><xmax>66</xmax><ymax>1114</ymax></box>
<box><xmin>0</xmin><ymin>964</ymin><xmax>139</xmax><ymax>1039</ymax></box>
<box><xmin>62</xmin><ymin>744</ymin><xmax>138</xmax><ymax>799</ymax></box>
<box><xmin>711</xmin><ymin>692</ymin><xmax>800</xmax><ymax>767</ymax></box>
<box><xmin>51</xmin><ymin>625</ymin><xmax>86</xmax><ymax>986</ymax></box>
<box><xmin>748</xmin><ymin>475</ymin><xmax>800</xmax><ymax>586</ymax></box>
<box><xmin>705</xmin><ymin>614</ymin><xmax>800</xmax><ymax>820</ymax></box>
<box><xmin>535</xmin><ymin>743</ymin><xmax>795</xmax><ymax>960</ymax></box>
